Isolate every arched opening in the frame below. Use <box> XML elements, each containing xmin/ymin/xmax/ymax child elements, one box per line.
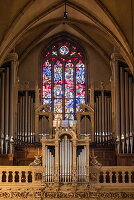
<box><xmin>41</xmin><ymin>39</ymin><xmax>86</xmax><ymax>121</ymax></box>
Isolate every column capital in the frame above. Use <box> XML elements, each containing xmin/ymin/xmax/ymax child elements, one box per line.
<box><xmin>111</xmin><ymin>53</ymin><xmax>124</xmax><ymax>62</ymax></box>
<box><xmin>4</xmin><ymin>52</ymin><xmax>19</xmax><ymax>63</ymax></box>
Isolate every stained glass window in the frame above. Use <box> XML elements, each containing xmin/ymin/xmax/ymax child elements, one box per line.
<box><xmin>42</xmin><ymin>41</ymin><xmax>86</xmax><ymax>120</ymax></box>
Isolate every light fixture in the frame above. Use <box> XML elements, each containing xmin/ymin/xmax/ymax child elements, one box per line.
<box><xmin>64</xmin><ymin>0</ymin><xmax>68</xmax><ymax>19</ymax></box>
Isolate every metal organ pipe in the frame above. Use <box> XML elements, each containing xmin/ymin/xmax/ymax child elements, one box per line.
<box><xmin>30</xmin><ymin>96</ymin><xmax>33</xmax><ymax>143</ymax></box>
<box><xmin>129</xmin><ymin>77</ymin><xmax>133</xmax><ymax>153</ymax></box>
<box><xmin>94</xmin><ymin>100</ymin><xmax>97</xmax><ymax>142</ymax></box>
<box><xmin>101</xmin><ymin>90</ymin><xmax>105</xmax><ymax>141</ymax></box>
<box><xmin>98</xmin><ymin>95</ymin><xmax>102</xmax><ymax>142</ymax></box>
<box><xmin>104</xmin><ymin>96</ymin><xmax>108</xmax><ymax>141</ymax></box>
<box><xmin>1</xmin><ymin>72</ymin><xmax>5</xmax><ymax>154</ymax></box>
<box><xmin>5</xmin><ymin>68</ymin><xmax>9</xmax><ymax>154</ymax></box>
<box><xmin>28</xmin><ymin>95</ymin><xmax>31</xmax><ymax>143</ymax></box>
<box><xmin>120</xmin><ymin>67</ymin><xmax>125</xmax><ymax>153</ymax></box>
<box><xmin>96</xmin><ymin>97</ymin><xmax>99</xmax><ymax>143</ymax></box>
<box><xmin>59</xmin><ymin>135</ymin><xmax>72</xmax><ymax>182</ymax></box>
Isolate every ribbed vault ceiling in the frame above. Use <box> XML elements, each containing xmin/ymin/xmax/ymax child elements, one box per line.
<box><xmin>0</xmin><ymin>0</ymin><xmax>133</xmax><ymax>73</ymax></box>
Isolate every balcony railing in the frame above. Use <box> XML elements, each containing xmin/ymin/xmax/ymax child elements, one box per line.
<box><xmin>0</xmin><ymin>166</ymin><xmax>134</xmax><ymax>187</ymax></box>
<box><xmin>98</xmin><ymin>166</ymin><xmax>134</xmax><ymax>186</ymax></box>
<box><xmin>0</xmin><ymin>166</ymin><xmax>42</xmax><ymax>185</ymax></box>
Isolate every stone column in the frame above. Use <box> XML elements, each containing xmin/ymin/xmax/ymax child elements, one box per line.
<box><xmin>111</xmin><ymin>53</ymin><xmax>121</xmax><ymax>153</ymax></box>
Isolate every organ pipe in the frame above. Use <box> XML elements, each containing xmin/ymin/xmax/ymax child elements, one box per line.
<box><xmin>17</xmin><ymin>91</ymin><xmax>35</xmax><ymax>143</ymax></box>
<box><xmin>5</xmin><ymin>68</ymin><xmax>9</xmax><ymax>148</ymax></box>
<box><xmin>59</xmin><ymin>135</ymin><xmax>72</xmax><ymax>182</ymax></box>
<box><xmin>120</xmin><ymin>67</ymin><xmax>125</xmax><ymax>153</ymax></box>
<box><xmin>94</xmin><ymin>91</ymin><xmax>112</xmax><ymax>143</ymax></box>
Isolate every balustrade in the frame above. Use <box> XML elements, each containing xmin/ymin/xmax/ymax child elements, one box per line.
<box><xmin>97</xmin><ymin>166</ymin><xmax>134</xmax><ymax>185</ymax></box>
<box><xmin>0</xmin><ymin>166</ymin><xmax>42</xmax><ymax>185</ymax></box>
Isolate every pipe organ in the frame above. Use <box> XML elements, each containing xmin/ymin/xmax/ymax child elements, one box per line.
<box><xmin>16</xmin><ymin>91</ymin><xmax>35</xmax><ymax>143</ymax></box>
<box><xmin>60</xmin><ymin>135</ymin><xmax>72</xmax><ymax>182</ymax></box>
<box><xmin>77</xmin><ymin>146</ymin><xmax>86</xmax><ymax>182</ymax></box>
<box><xmin>45</xmin><ymin>146</ymin><xmax>55</xmax><ymax>182</ymax></box>
<box><xmin>111</xmin><ymin>54</ymin><xmax>134</xmax><ymax>154</ymax></box>
<box><xmin>42</xmin><ymin>120</ymin><xmax>90</xmax><ymax>183</ymax></box>
<box><xmin>0</xmin><ymin>54</ymin><xmax>18</xmax><ymax>154</ymax></box>
<box><xmin>94</xmin><ymin>91</ymin><xmax>112</xmax><ymax>143</ymax></box>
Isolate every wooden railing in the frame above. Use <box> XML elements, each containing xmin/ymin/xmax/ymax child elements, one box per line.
<box><xmin>98</xmin><ymin>166</ymin><xmax>134</xmax><ymax>186</ymax></box>
<box><xmin>0</xmin><ymin>166</ymin><xmax>42</xmax><ymax>185</ymax></box>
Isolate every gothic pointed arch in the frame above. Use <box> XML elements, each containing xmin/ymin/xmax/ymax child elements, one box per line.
<box><xmin>41</xmin><ymin>37</ymin><xmax>87</xmax><ymax>120</ymax></box>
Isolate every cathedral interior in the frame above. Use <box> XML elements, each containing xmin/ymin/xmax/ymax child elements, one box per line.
<box><xmin>0</xmin><ymin>0</ymin><xmax>134</xmax><ymax>199</ymax></box>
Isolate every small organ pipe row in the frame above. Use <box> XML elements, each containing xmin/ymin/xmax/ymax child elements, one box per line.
<box><xmin>17</xmin><ymin>91</ymin><xmax>35</xmax><ymax>143</ymax></box>
<box><xmin>59</xmin><ymin>135</ymin><xmax>72</xmax><ymax>182</ymax></box>
<box><xmin>45</xmin><ymin>146</ymin><xmax>55</xmax><ymax>182</ymax></box>
<box><xmin>0</xmin><ymin>65</ymin><xmax>16</xmax><ymax>154</ymax></box>
<box><xmin>77</xmin><ymin>146</ymin><xmax>86</xmax><ymax>182</ymax></box>
<box><xmin>39</xmin><ymin>116</ymin><xmax>50</xmax><ymax>139</ymax></box>
<box><xmin>94</xmin><ymin>91</ymin><xmax>112</xmax><ymax>143</ymax></box>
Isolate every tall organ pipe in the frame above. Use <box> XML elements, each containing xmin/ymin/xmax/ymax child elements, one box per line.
<box><xmin>96</xmin><ymin>97</ymin><xmax>99</xmax><ymax>143</ymax></box>
<box><xmin>99</xmin><ymin>95</ymin><xmax>102</xmax><ymax>142</ymax></box>
<box><xmin>28</xmin><ymin>95</ymin><xmax>31</xmax><ymax>143</ymax></box>
<box><xmin>5</xmin><ymin>68</ymin><xmax>9</xmax><ymax>150</ymax></box>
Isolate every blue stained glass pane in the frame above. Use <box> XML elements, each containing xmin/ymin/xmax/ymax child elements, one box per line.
<box><xmin>54</xmin><ymin>67</ymin><xmax>62</xmax><ymax>85</ymax></box>
<box><xmin>54</xmin><ymin>85</ymin><xmax>62</xmax><ymax>98</ymax></box>
<box><xmin>65</xmin><ymin>99</ymin><xmax>74</xmax><ymax>113</ymax></box>
<box><xmin>65</xmin><ymin>84</ymin><xmax>74</xmax><ymax>98</ymax></box>
<box><xmin>43</xmin><ymin>87</ymin><xmax>51</xmax><ymax>98</ymax></box>
<box><xmin>43</xmin><ymin>99</ymin><xmax>51</xmax><ymax>105</ymax></box>
<box><xmin>65</xmin><ymin>114</ymin><xmax>74</xmax><ymax>120</ymax></box>
<box><xmin>76</xmin><ymin>68</ymin><xmax>85</xmax><ymax>84</ymax></box>
<box><xmin>76</xmin><ymin>98</ymin><xmax>85</xmax><ymax>111</ymax></box>
<box><xmin>54</xmin><ymin>99</ymin><xmax>62</xmax><ymax>113</ymax></box>
<box><xmin>65</xmin><ymin>68</ymin><xmax>74</xmax><ymax>83</ymax></box>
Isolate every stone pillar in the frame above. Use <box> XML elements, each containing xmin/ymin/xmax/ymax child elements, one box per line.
<box><xmin>111</xmin><ymin>53</ymin><xmax>121</xmax><ymax>153</ymax></box>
